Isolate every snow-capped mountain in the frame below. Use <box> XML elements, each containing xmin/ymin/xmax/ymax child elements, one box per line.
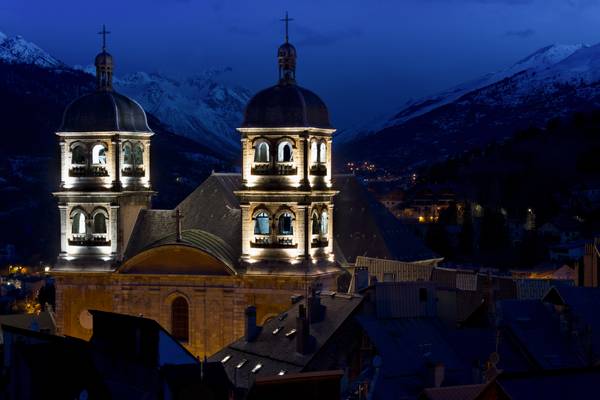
<box><xmin>337</xmin><ymin>44</ymin><xmax>586</xmax><ymax>143</ymax></box>
<box><xmin>340</xmin><ymin>42</ymin><xmax>600</xmax><ymax>173</ymax></box>
<box><xmin>0</xmin><ymin>32</ymin><xmax>63</xmax><ymax>68</ymax></box>
<box><xmin>114</xmin><ymin>70</ymin><xmax>250</xmax><ymax>157</ymax></box>
<box><xmin>0</xmin><ymin>30</ymin><xmax>250</xmax><ymax>158</ymax></box>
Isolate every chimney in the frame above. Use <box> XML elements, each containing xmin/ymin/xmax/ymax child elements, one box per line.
<box><xmin>296</xmin><ymin>304</ymin><xmax>310</xmax><ymax>354</ymax></box>
<box><xmin>245</xmin><ymin>306</ymin><xmax>257</xmax><ymax>342</ymax></box>
<box><xmin>427</xmin><ymin>362</ymin><xmax>445</xmax><ymax>388</ymax></box>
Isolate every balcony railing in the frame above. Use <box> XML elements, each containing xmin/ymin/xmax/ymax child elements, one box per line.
<box><xmin>252</xmin><ymin>163</ymin><xmax>297</xmax><ymax>176</ymax></box>
<box><xmin>311</xmin><ymin>238</ymin><xmax>329</xmax><ymax>248</ymax></box>
<box><xmin>121</xmin><ymin>167</ymin><xmax>145</xmax><ymax>177</ymax></box>
<box><xmin>69</xmin><ymin>234</ymin><xmax>111</xmax><ymax>247</ymax></box>
<box><xmin>250</xmin><ymin>236</ymin><xmax>297</xmax><ymax>249</ymax></box>
<box><xmin>310</xmin><ymin>164</ymin><xmax>327</xmax><ymax>176</ymax></box>
<box><xmin>69</xmin><ymin>165</ymin><xmax>109</xmax><ymax>177</ymax></box>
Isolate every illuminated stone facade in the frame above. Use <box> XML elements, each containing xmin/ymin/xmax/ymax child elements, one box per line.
<box><xmin>53</xmin><ymin>34</ymin><xmax>342</xmax><ymax>357</ymax></box>
<box><xmin>53</xmin><ymin>45</ymin><xmax>153</xmax><ymax>270</ymax></box>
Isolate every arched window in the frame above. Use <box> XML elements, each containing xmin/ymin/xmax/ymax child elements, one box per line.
<box><xmin>72</xmin><ymin>145</ymin><xmax>87</xmax><ymax>165</ymax></box>
<box><xmin>123</xmin><ymin>143</ymin><xmax>133</xmax><ymax>165</ymax></box>
<box><xmin>320</xmin><ymin>210</ymin><xmax>328</xmax><ymax>235</ymax></box>
<box><xmin>254</xmin><ymin>211</ymin><xmax>270</xmax><ymax>235</ymax></box>
<box><xmin>171</xmin><ymin>297</ymin><xmax>189</xmax><ymax>342</ymax></box>
<box><xmin>255</xmin><ymin>142</ymin><xmax>270</xmax><ymax>163</ymax></box>
<box><xmin>92</xmin><ymin>144</ymin><xmax>107</xmax><ymax>165</ymax></box>
<box><xmin>319</xmin><ymin>142</ymin><xmax>327</xmax><ymax>163</ymax></box>
<box><xmin>133</xmin><ymin>144</ymin><xmax>144</xmax><ymax>166</ymax></box>
<box><xmin>93</xmin><ymin>213</ymin><xmax>107</xmax><ymax>234</ymax></box>
<box><xmin>278</xmin><ymin>141</ymin><xmax>293</xmax><ymax>162</ymax></box>
<box><xmin>278</xmin><ymin>212</ymin><xmax>294</xmax><ymax>235</ymax></box>
<box><xmin>72</xmin><ymin>211</ymin><xmax>86</xmax><ymax>235</ymax></box>
<box><xmin>311</xmin><ymin>141</ymin><xmax>318</xmax><ymax>164</ymax></box>
<box><xmin>312</xmin><ymin>213</ymin><xmax>319</xmax><ymax>235</ymax></box>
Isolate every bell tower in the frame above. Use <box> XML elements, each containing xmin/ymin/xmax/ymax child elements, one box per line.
<box><xmin>53</xmin><ymin>27</ymin><xmax>153</xmax><ymax>271</ymax></box>
<box><xmin>235</xmin><ymin>14</ymin><xmax>337</xmax><ymax>275</ymax></box>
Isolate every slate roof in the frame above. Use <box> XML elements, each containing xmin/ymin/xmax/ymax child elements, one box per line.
<box><xmin>121</xmin><ymin>229</ymin><xmax>238</xmax><ymax>275</ymax></box>
<box><xmin>496</xmin><ymin>368</ymin><xmax>600</xmax><ymax>400</ymax></box>
<box><xmin>421</xmin><ymin>383</ymin><xmax>487</xmax><ymax>400</ymax></box>
<box><xmin>497</xmin><ymin>299</ymin><xmax>585</xmax><ymax>369</ymax></box>
<box><xmin>356</xmin><ymin>316</ymin><xmax>472</xmax><ymax>399</ymax></box>
<box><xmin>209</xmin><ymin>293</ymin><xmax>364</xmax><ymax>389</ymax></box>
<box><xmin>59</xmin><ymin>90</ymin><xmax>151</xmax><ymax>133</ymax></box>
<box><xmin>333</xmin><ymin>175</ymin><xmax>439</xmax><ymax>263</ymax></box>
<box><xmin>124</xmin><ymin>173</ymin><xmax>437</xmax><ymax>269</ymax></box>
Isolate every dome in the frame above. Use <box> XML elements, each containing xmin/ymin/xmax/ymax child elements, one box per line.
<box><xmin>242</xmin><ymin>83</ymin><xmax>332</xmax><ymax>129</ymax></box>
<box><xmin>95</xmin><ymin>50</ymin><xmax>113</xmax><ymax>66</ymax></box>
<box><xmin>278</xmin><ymin>42</ymin><xmax>296</xmax><ymax>59</ymax></box>
<box><xmin>59</xmin><ymin>91</ymin><xmax>152</xmax><ymax>133</ymax></box>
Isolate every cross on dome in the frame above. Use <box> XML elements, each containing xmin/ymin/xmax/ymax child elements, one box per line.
<box><xmin>98</xmin><ymin>24</ymin><xmax>111</xmax><ymax>52</ymax></box>
<box><xmin>280</xmin><ymin>12</ymin><xmax>294</xmax><ymax>43</ymax></box>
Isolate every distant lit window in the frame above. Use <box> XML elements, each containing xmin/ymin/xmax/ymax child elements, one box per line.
<box><xmin>278</xmin><ymin>212</ymin><xmax>293</xmax><ymax>235</ymax></box>
<box><xmin>91</xmin><ymin>144</ymin><xmax>107</xmax><ymax>165</ymax></box>
<box><xmin>72</xmin><ymin>145</ymin><xmax>87</xmax><ymax>165</ymax></box>
<box><xmin>255</xmin><ymin>142</ymin><xmax>270</xmax><ymax>162</ymax></box>
<box><xmin>171</xmin><ymin>297</ymin><xmax>189</xmax><ymax>342</ymax></box>
<box><xmin>123</xmin><ymin>143</ymin><xmax>132</xmax><ymax>165</ymax></box>
<box><xmin>319</xmin><ymin>142</ymin><xmax>327</xmax><ymax>163</ymax></box>
<box><xmin>278</xmin><ymin>141</ymin><xmax>293</xmax><ymax>162</ymax></box>
<box><xmin>254</xmin><ymin>212</ymin><xmax>270</xmax><ymax>235</ymax></box>
<box><xmin>72</xmin><ymin>211</ymin><xmax>86</xmax><ymax>234</ymax></box>
<box><xmin>93</xmin><ymin>213</ymin><xmax>107</xmax><ymax>234</ymax></box>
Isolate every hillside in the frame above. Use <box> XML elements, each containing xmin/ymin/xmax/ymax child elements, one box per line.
<box><xmin>337</xmin><ymin>43</ymin><xmax>600</xmax><ymax>173</ymax></box>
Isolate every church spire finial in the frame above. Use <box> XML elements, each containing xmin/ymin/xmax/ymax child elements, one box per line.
<box><xmin>95</xmin><ymin>24</ymin><xmax>114</xmax><ymax>91</ymax></box>
<box><xmin>278</xmin><ymin>12</ymin><xmax>297</xmax><ymax>84</ymax></box>
<box><xmin>281</xmin><ymin>11</ymin><xmax>293</xmax><ymax>43</ymax></box>
<box><xmin>98</xmin><ymin>24</ymin><xmax>111</xmax><ymax>52</ymax></box>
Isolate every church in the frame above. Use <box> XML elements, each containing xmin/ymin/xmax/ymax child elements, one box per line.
<box><xmin>52</xmin><ymin>23</ymin><xmax>438</xmax><ymax>357</ymax></box>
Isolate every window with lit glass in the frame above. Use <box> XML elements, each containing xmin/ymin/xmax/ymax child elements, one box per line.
<box><xmin>123</xmin><ymin>143</ymin><xmax>132</xmax><ymax>165</ymax></box>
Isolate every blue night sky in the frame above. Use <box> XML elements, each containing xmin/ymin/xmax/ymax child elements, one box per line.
<box><xmin>2</xmin><ymin>0</ymin><xmax>600</xmax><ymax>128</ymax></box>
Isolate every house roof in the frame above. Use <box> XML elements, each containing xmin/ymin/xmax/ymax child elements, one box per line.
<box><xmin>496</xmin><ymin>368</ymin><xmax>600</xmax><ymax>400</ymax></box>
<box><xmin>209</xmin><ymin>292</ymin><xmax>364</xmax><ymax>389</ymax></box>
<box><xmin>497</xmin><ymin>299</ymin><xmax>585</xmax><ymax>369</ymax></box>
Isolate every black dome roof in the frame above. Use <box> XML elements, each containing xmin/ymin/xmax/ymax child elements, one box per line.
<box><xmin>242</xmin><ymin>83</ymin><xmax>332</xmax><ymax>129</ymax></box>
<box><xmin>59</xmin><ymin>91</ymin><xmax>151</xmax><ymax>133</ymax></box>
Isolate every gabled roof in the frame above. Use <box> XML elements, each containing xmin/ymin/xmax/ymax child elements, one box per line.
<box><xmin>124</xmin><ymin>173</ymin><xmax>437</xmax><ymax>269</ymax></box>
<box><xmin>209</xmin><ymin>293</ymin><xmax>364</xmax><ymax>389</ymax></box>
<box><xmin>177</xmin><ymin>173</ymin><xmax>242</xmax><ymax>260</ymax></box>
<box><xmin>333</xmin><ymin>175</ymin><xmax>439</xmax><ymax>263</ymax></box>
